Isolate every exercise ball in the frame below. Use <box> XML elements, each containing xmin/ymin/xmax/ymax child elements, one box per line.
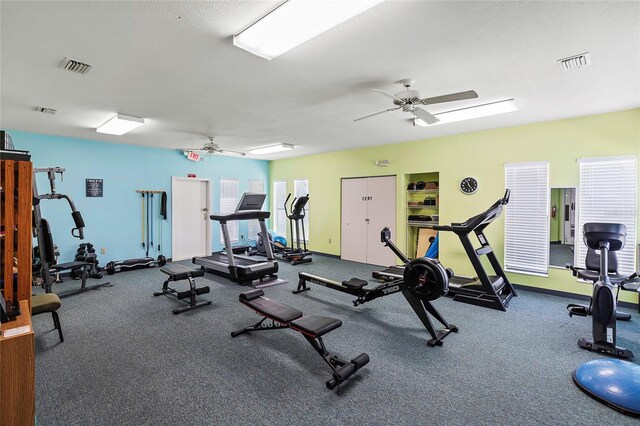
<box><xmin>573</xmin><ymin>358</ymin><xmax>640</xmax><ymax>417</ymax></box>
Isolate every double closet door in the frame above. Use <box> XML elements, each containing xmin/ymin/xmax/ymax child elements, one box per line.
<box><xmin>341</xmin><ymin>175</ymin><xmax>396</xmax><ymax>266</ymax></box>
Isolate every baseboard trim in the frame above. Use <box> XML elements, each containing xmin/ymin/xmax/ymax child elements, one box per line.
<box><xmin>311</xmin><ymin>251</ymin><xmax>341</xmax><ymax>259</ymax></box>
<box><xmin>513</xmin><ymin>283</ymin><xmax>639</xmax><ymax>311</ymax></box>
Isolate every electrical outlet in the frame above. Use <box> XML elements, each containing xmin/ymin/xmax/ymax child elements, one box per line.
<box><xmin>100</xmin><ymin>248</ymin><xmax>107</xmax><ymax>254</ymax></box>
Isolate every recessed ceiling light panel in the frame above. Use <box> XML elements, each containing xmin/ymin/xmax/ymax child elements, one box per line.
<box><xmin>249</xmin><ymin>143</ymin><xmax>294</xmax><ymax>155</ymax></box>
<box><xmin>233</xmin><ymin>0</ymin><xmax>385</xmax><ymax>60</ymax></box>
<box><xmin>415</xmin><ymin>99</ymin><xmax>517</xmax><ymax>126</ymax></box>
<box><xmin>96</xmin><ymin>114</ymin><xmax>145</xmax><ymax>135</ymax></box>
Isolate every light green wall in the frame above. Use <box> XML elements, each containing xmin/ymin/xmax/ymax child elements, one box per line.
<box><xmin>270</xmin><ymin>109</ymin><xmax>640</xmax><ymax>302</ymax></box>
<box><xmin>550</xmin><ymin>188</ymin><xmax>562</xmax><ymax>242</ymax></box>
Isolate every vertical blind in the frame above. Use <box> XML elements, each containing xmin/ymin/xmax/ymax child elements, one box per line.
<box><xmin>504</xmin><ymin>161</ymin><xmax>550</xmax><ymax>275</ymax></box>
<box><xmin>220</xmin><ymin>178</ymin><xmax>239</xmax><ymax>243</ymax></box>
<box><xmin>273</xmin><ymin>181</ymin><xmax>287</xmax><ymax>237</ymax></box>
<box><xmin>294</xmin><ymin>178</ymin><xmax>310</xmax><ymax>242</ymax></box>
<box><xmin>577</xmin><ymin>156</ymin><xmax>637</xmax><ymax>275</ymax></box>
<box><xmin>247</xmin><ymin>179</ymin><xmax>265</xmax><ymax>240</ymax></box>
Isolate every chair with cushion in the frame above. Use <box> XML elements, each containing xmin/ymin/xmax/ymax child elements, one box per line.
<box><xmin>31</xmin><ymin>293</ymin><xmax>64</xmax><ymax>342</ymax></box>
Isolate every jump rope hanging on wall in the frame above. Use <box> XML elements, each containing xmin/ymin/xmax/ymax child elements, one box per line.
<box><xmin>105</xmin><ymin>190</ymin><xmax>167</xmax><ymax>275</ymax></box>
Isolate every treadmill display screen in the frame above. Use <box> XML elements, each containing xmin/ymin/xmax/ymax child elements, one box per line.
<box><xmin>236</xmin><ymin>192</ymin><xmax>266</xmax><ymax>212</ymax></box>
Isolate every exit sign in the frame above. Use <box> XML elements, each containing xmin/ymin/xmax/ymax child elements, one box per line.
<box><xmin>184</xmin><ymin>151</ymin><xmax>201</xmax><ymax>162</ymax></box>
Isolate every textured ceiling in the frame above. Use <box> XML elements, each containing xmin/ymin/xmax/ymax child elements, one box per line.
<box><xmin>1</xmin><ymin>1</ymin><xmax>639</xmax><ymax>160</ymax></box>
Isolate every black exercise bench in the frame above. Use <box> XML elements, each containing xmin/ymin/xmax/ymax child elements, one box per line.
<box><xmin>154</xmin><ymin>263</ymin><xmax>211</xmax><ymax>314</ymax></box>
<box><xmin>232</xmin><ymin>289</ymin><xmax>369</xmax><ymax>390</ymax></box>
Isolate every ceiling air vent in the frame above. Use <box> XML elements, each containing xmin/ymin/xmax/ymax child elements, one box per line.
<box><xmin>36</xmin><ymin>107</ymin><xmax>58</xmax><ymax>115</ymax></box>
<box><xmin>557</xmin><ymin>52</ymin><xmax>591</xmax><ymax>71</ymax></box>
<box><xmin>60</xmin><ymin>57</ymin><xmax>92</xmax><ymax>74</ymax></box>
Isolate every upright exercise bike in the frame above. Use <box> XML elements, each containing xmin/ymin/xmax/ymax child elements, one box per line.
<box><xmin>281</xmin><ymin>193</ymin><xmax>312</xmax><ymax>265</ymax></box>
<box><xmin>568</xmin><ymin>223</ymin><xmax>634</xmax><ymax>359</ymax></box>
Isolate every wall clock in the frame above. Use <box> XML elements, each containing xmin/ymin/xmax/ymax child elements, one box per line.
<box><xmin>460</xmin><ymin>177</ymin><xmax>478</xmax><ymax>194</ymax></box>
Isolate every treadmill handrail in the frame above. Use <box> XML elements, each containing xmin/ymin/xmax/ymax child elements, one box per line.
<box><xmin>210</xmin><ymin>210</ymin><xmax>271</xmax><ymax>221</ymax></box>
<box><xmin>439</xmin><ymin>190</ymin><xmax>510</xmax><ymax>234</ymax></box>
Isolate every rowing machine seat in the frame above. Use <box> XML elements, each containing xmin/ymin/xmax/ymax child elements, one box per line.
<box><xmin>342</xmin><ymin>278</ymin><xmax>368</xmax><ymax>290</ymax></box>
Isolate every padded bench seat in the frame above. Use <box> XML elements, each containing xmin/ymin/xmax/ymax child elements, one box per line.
<box><xmin>233</xmin><ymin>289</ymin><xmax>370</xmax><ymax>390</ymax></box>
<box><xmin>155</xmin><ymin>263</ymin><xmax>210</xmax><ymax>314</ymax></box>
<box><xmin>239</xmin><ymin>289</ymin><xmax>302</xmax><ymax>323</ymax></box>
<box><xmin>161</xmin><ymin>264</ymin><xmax>205</xmax><ymax>280</ymax></box>
<box><xmin>291</xmin><ymin>315</ymin><xmax>342</xmax><ymax>338</ymax></box>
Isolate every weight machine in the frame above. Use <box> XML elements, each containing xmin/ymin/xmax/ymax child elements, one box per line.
<box><xmin>33</xmin><ymin>167</ymin><xmax>110</xmax><ymax>297</ymax></box>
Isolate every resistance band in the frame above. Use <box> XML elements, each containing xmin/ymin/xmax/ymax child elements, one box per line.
<box><xmin>146</xmin><ymin>192</ymin><xmax>150</xmax><ymax>257</ymax></box>
<box><xmin>150</xmin><ymin>193</ymin><xmax>154</xmax><ymax>251</ymax></box>
<box><xmin>141</xmin><ymin>192</ymin><xmax>146</xmax><ymax>249</ymax></box>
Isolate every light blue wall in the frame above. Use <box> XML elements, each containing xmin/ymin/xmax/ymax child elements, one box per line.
<box><xmin>10</xmin><ymin>130</ymin><xmax>270</xmax><ymax>263</ymax></box>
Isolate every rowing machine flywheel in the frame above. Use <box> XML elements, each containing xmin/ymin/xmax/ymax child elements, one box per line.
<box><xmin>403</xmin><ymin>257</ymin><xmax>449</xmax><ymax>301</ymax></box>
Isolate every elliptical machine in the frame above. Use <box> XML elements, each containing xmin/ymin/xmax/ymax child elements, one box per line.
<box><xmin>281</xmin><ymin>193</ymin><xmax>312</xmax><ymax>265</ymax></box>
<box><xmin>569</xmin><ymin>223</ymin><xmax>634</xmax><ymax>359</ymax></box>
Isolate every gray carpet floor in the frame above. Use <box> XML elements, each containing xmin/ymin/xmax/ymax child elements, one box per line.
<box><xmin>32</xmin><ymin>255</ymin><xmax>640</xmax><ymax>425</ymax></box>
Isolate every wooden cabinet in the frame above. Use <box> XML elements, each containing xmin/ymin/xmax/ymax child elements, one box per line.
<box><xmin>0</xmin><ymin>300</ymin><xmax>35</xmax><ymax>426</ymax></box>
<box><xmin>1</xmin><ymin>156</ymin><xmax>35</xmax><ymax>426</ymax></box>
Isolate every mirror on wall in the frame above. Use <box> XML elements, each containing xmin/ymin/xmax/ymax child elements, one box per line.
<box><xmin>549</xmin><ymin>187</ymin><xmax>576</xmax><ymax>268</ymax></box>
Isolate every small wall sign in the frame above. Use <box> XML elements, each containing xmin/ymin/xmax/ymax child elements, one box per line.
<box><xmin>86</xmin><ymin>178</ymin><xmax>103</xmax><ymax>197</ymax></box>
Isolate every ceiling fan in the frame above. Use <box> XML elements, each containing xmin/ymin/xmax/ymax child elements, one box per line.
<box><xmin>183</xmin><ymin>136</ymin><xmax>245</xmax><ymax>159</ymax></box>
<box><xmin>354</xmin><ymin>79</ymin><xmax>478</xmax><ymax>125</ymax></box>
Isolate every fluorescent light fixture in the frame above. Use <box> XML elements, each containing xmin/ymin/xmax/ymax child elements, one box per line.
<box><xmin>233</xmin><ymin>0</ymin><xmax>385</xmax><ymax>60</ymax></box>
<box><xmin>249</xmin><ymin>143</ymin><xmax>294</xmax><ymax>155</ymax></box>
<box><xmin>415</xmin><ymin>99</ymin><xmax>518</xmax><ymax>127</ymax></box>
<box><xmin>220</xmin><ymin>151</ymin><xmax>247</xmax><ymax>157</ymax></box>
<box><xmin>96</xmin><ymin>114</ymin><xmax>145</xmax><ymax>135</ymax></box>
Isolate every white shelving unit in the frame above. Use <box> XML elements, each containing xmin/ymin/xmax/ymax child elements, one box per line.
<box><xmin>405</xmin><ymin>175</ymin><xmax>439</xmax><ymax>258</ymax></box>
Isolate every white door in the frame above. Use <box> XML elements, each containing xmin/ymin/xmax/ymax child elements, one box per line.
<box><xmin>341</xmin><ymin>178</ymin><xmax>368</xmax><ymax>263</ymax></box>
<box><xmin>365</xmin><ymin>176</ymin><xmax>396</xmax><ymax>266</ymax></box>
<box><xmin>172</xmin><ymin>177</ymin><xmax>211</xmax><ymax>261</ymax></box>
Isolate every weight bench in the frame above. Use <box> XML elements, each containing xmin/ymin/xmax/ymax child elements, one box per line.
<box><xmin>154</xmin><ymin>263</ymin><xmax>211</xmax><ymax>314</ymax></box>
<box><xmin>232</xmin><ymin>289</ymin><xmax>369</xmax><ymax>390</ymax></box>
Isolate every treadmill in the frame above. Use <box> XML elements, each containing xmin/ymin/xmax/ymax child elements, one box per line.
<box><xmin>373</xmin><ymin>190</ymin><xmax>515</xmax><ymax>311</ymax></box>
<box><xmin>193</xmin><ymin>193</ymin><xmax>281</xmax><ymax>285</ymax></box>
<box><xmin>432</xmin><ymin>190</ymin><xmax>515</xmax><ymax>311</ymax></box>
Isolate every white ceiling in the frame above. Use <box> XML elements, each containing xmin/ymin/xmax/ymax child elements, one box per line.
<box><xmin>1</xmin><ymin>1</ymin><xmax>639</xmax><ymax>160</ymax></box>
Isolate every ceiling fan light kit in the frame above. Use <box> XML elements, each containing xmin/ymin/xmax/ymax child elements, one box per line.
<box><xmin>249</xmin><ymin>143</ymin><xmax>294</xmax><ymax>155</ymax></box>
<box><xmin>96</xmin><ymin>114</ymin><xmax>145</xmax><ymax>135</ymax></box>
<box><xmin>233</xmin><ymin>0</ymin><xmax>385</xmax><ymax>60</ymax></box>
<box><xmin>414</xmin><ymin>99</ymin><xmax>518</xmax><ymax>127</ymax></box>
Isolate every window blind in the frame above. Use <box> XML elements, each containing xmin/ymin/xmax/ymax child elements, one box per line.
<box><xmin>294</xmin><ymin>178</ymin><xmax>310</xmax><ymax>242</ymax></box>
<box><xmin>577</xmin><ymin>156</ymin><xmax>637</xmax><ymax>275</ymax></box>
<box><xmin>220</xmin><ymin>178</ymin><xmax>239</xmax><ymax>243</ymax></box>
<box><xmin>247</xmin><ymin>180</ymin><xmax>265</xmax><ymax>240</ymax></box>
<box><xmin>504</xmin><ymin>161</ymin><xmax>550</xmax><ymax>275</ymax></box>
<box><xmin>273</xmin><ymin>181</ymin><xmax>287</xmax><ymax>237</ymax></box>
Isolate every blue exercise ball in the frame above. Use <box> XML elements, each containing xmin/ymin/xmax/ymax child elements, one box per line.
<box><xmin>273</xmin><ymin>236</ymin><xmax>287</xmax><ymax>246</ymax></box>
<box><xmin>573</xmin><ymin>358</ymin><xmax>640</xmax><ymax>417</ymax></box>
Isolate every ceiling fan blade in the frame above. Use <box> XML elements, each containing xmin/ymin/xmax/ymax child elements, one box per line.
<box><xmin>421</xmin><ymin>90</ymin><xmax>478</xmax><ymax>105</ymax></box>
<box><xmin>372</xmin><ymin>88</ymin><xmax>405</xmax><ymax>103</ymax></box>
<box><xmin>413</xmin><ymin>108</ymin><xmax>439</xmax><ymax>125</ymax></box>
<box><xmin>354</xmin><ymin>106</ymin><xmax>401</xmax><ymax>122</ymax></box>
